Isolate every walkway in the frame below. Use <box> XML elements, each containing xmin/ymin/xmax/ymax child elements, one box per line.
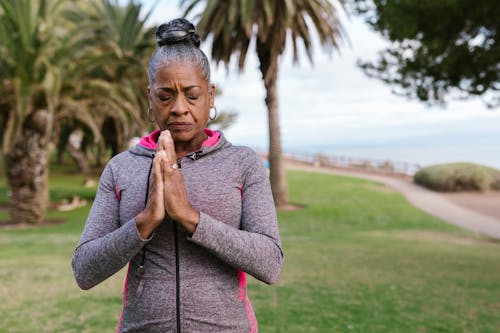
<box><xmin>287</xmin><ymin>163</ymin><xmax>500</xmax><ymax>240</ymax></box>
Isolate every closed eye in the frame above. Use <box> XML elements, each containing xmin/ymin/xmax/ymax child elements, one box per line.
<box><xmin>186</xmin><ymin>94</ymin><xmax>199</xmax><ymax>101</ymax></box>
<box><xmin>158</xmin><ymin>94</ymin><xmax>173</xmax><ymax>102</ymax></box>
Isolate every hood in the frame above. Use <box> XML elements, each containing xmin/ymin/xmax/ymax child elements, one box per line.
<box><xmin>129</xmin><ymin>128</ymin><xmax>231</xmax><ymax>158</ymax></box>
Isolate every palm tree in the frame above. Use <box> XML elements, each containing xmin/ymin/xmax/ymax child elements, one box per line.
<box><xmin>57</xmin><ymin>0</ymin><xmax>155</xmax><ymax>168</ymax></box>
<box><xmin>0</xmin><ymin>0</ymin><xmax>85</xmax><ymax>224</ymax></box>
<box><xmin>182</xmin><ymin>0</ymin><xmax>345</xmax><ymax>207</ymax></box>
<box><xmin>0</xmin><ymin>0</ymin><xmax>154</xmax><ymax>223</ymax></box>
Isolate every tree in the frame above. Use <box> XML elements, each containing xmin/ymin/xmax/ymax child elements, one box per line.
<box><xmin>348</xmin><ymin>0</ymin><xmax>500</xmax><ymax>107</ymax></box>
<box><xmin>57</xmin><ymin>0</ymin><xmax>155</xmax><ymax>168</ymax></box>
<box><xmin>182</xmin><ymin>0</ymin><xmax>345</xmax><ymax>207</ymax></box>
<box><xmin>0</xmin><ymin>0</ymin><xmax>83</xmax><ymax>224</ymax></box>
<box><xmin>0</xmin><ymin>0</ymin><xmax>155</xmax><ymax>223</ymax></box>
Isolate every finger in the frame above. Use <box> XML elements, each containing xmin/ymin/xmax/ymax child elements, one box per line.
<box><xmin>157</xmin><ymin>132</ymin><xmax>178</xmax><ymax>172</ymax></box>
<box><xmin>158</xmin><ymin>130</ymin><xmax>177</xmax><ymax>162</ymax></box>
<box><xmin>158</xmin><ymin>130</ymin><xmax>172</xmax><ymax>152</ymax></box>
<box><xmin>152</xmin><ymin>152</ymin><xmax>164</xmax><ymax>182</ymax></box>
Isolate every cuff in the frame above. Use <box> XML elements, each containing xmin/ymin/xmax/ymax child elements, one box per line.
<box><xmin>113</xmin><ymin>219</ymin><xmax>153</xmax><ymax>257</ymax></box>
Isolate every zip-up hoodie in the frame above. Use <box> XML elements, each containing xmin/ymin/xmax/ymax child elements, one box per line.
<box><xmin>72</xmin><ymin>129</ymin><xmax>283</xmax><ymax>333</ymax></box>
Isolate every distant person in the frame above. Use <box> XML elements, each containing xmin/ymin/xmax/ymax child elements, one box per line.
<box><xmin>72</xmin><ymin>18</ymin><xmax>283</xmax><ymax>332</ymax></box>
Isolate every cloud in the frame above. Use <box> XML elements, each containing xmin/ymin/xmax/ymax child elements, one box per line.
<box><xmin>142</xmin><ymin>1</ymin><xmax>500</xmax><ymax>167</ymax></box>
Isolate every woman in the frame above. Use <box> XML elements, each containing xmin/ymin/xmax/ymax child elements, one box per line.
<box><xmin>72</xmin><ymin>18</ymin><xmax>283</xmax><ymax>333</ymax></box>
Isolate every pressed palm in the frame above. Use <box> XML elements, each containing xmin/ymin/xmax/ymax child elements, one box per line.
<box><xmin>183</xmin><ymin>0</ymin><xmax>345</xmax><ymax>207</ymax></box>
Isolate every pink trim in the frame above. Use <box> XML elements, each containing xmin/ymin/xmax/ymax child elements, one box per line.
<box><xmin>138</xmin><ymin>129</ymin><xmax>161</xmax><ymax>149</ymax></box>
<box><xmin>115</xmin><ymin>183</ymin><xmax>121</xmax><ymax>201</ymax></box>
<box><xmin>138</xmin><ymin>128</ymin><xmax>220</xmax><ymax>150</ymax></box>
<box><xmin>246</xmin><ymin>299</ymin><xmax>258</xmax><ymax>332</ymax></box>
<box><xmin>201</xmin><ymin>128</ymin><xmax>221</xmax><ymax>147</ymax></box>
<box><xmin>238</xmin><ymin>183</ymin><xmax>243</xmax><ymax>200</ymax></box>
<box><xmin>238</xmin><ymin>271</ymin><xmax>258</xmax><ymax>332</ymax></box>
<box><xmin>238</xmin><ymin>270</ymin><xmax>247</xmax><ymax>301</ymax></box>
<box><xmin>116</xmin><ymin>263</ymin><xmax>131</xmax><ymax>333</ymax></box>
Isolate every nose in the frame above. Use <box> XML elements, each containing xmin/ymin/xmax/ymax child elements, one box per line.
<box><xmin>171</xmin><ymin>95</ymin><xmax>189</xmax><ymax>115</ymax></box>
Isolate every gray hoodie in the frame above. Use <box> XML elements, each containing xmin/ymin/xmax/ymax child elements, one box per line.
<box><xmin>72</xmin><ymin>129</ymin><xmax>283</xmax><ymax>333</ymax></box>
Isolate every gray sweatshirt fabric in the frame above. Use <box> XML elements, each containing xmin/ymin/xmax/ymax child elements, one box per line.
<box><xmin>72</xmin><ymin>129</ymin><xmax>283</xmax><ymax>333</ymax></box>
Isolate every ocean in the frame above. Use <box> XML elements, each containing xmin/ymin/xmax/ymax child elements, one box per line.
<box><xmin>281</xmin><ymin>142</ymin><xmax>500</xmax><ymax>171</ymax></box>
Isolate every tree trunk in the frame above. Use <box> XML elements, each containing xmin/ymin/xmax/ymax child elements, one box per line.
<box><xmin>66</xmin><ymin>142</ymin><xmax>90</xmax><ymax>174</ymax></box>
<box><xmin>6</xmin><ymin>109</ymin><xmax>52</xmax><ymax>224</ymax></box>
<box><xmin>257</xmin><ymin>43</ymin><xmax>289</xmax><ymax>208</ymax></box>
<box><xmin>95</xmin><ymin>143</ymin><xmax>105</xmax><ymax>168</ymax></box>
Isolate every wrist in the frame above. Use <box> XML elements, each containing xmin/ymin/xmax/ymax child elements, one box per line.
<box><xmin>136</xmin><ymin>211</ymin><xmax>155</xmax><ymax>240</ymax></box>
<box><xmin>177</xmin><ymin>208</ymin><xmax>200</xmax><ymax>235</ymax></box>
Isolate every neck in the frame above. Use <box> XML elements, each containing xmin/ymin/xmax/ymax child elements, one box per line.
<box><xmin>174</xmin><ymin>132</ymin><xmax>208</xmax><ymax>159</ymax></box>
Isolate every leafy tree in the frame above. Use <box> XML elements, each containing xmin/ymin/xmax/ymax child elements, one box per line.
<box><xmin>348</xmin><ymin>0</ymin><xmax>500</xmax><ymax>107</ymax></box>
<box><xmin>57</xmin><ymin>0</ymin><xmax>155</xmax><ymax>168</ymax></box>
<box><xmin>182</xmin><ymin>0</ymin><xmax>345</xmax><ymax>207</ymax></box>
<box><xmin>0</xmin><ymin>0</ymin><xmax>84</xmax><ymax>224</ymax></box>
<box><xmin>0</xmin><ymin>0</ymin><xmax>154</xmax><ymax>223</ymax></box>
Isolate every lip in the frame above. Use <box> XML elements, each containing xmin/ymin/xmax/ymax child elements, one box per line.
<box><xmin>167</xmin><ymin>122</ymin><xmax>193</xmax><ymax>130</ymax></box>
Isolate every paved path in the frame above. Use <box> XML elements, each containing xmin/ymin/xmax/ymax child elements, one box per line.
<box><xmin>287</xmin><ymin>163</ymin><xmax>500</xmax><ymax>239</ymax></box>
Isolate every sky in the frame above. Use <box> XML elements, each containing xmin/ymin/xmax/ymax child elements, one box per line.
<box><xmin>141</xmin><ymin>1</ymin><xmax>500</xmax><ymax>168</ymax></box>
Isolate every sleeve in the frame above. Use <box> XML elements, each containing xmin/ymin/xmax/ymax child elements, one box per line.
<box><xmin>189</xmin><ymin>151</ymin><xmax>284</xmax><ymax>284</ymax></box>
<box><xmin>71</xmin><ymin>162</ymin><xmax>151</xmax><ymax>290</ymax></box>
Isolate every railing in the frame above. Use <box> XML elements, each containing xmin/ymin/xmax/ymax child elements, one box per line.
<box><xmin>271</xmin><ymin>152</ymin><xmax>422</xmax><ymax>176</ymax></box>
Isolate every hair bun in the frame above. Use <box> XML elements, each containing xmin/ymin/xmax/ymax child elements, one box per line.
<box><xmin>156</xmin><ymin>18</ymin><xmax>201</xmax><ymax>48</ymax></box>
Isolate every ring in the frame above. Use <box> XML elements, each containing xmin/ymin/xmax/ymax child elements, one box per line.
<box><xmin>172</xmin><ymin>163</ymin><xmax>178</xmax><ymax>170</ymax></box>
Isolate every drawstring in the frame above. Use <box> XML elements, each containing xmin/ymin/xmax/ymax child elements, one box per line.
<box><xmin>137</xmin><ymin>154</ymin><xmax>155</xmax><ymax>273</ymax></box>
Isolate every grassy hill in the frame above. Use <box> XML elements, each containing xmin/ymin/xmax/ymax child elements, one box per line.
<box><xmin>0</xmin><ymin>169</ymin><xmax>499</xmax><ymax>332</ymax></box>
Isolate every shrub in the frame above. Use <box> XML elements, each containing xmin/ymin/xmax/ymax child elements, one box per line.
<box><xmin>414</xmin><ymin>162</ymin><xmax>500</xmax><ymax>192</ymax></box>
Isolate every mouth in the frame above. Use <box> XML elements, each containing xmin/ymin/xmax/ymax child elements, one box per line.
<box><xmin>167</xmin><ymin>122</ymin><xmax>193</xmax><ymax>131</ymax></box>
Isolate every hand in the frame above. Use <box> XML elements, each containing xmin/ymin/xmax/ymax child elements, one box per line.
<box><xmin>136</xmin><ymin>150</ymin><xmax>166</xmax><ymax>239</ymax></box>
<box><xmin>157</xmin><ymin>130</ymin><xmax>200</xmax><ymax>235</ymax></box>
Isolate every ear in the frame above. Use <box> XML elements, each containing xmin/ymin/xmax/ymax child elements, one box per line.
<box><xmin>147</xmin><ymin>87</ymin><xmax>152</xmax><ymax>105</ymax></box>
<box><xmin>209</xmin><ymin>84</ymin><xmax>216</xmax><ymax>108</ymax></box>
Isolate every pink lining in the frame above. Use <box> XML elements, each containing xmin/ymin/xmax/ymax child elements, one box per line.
<box><xmin>115</xmin><ymin>183</ymin><xmax>121</xmax><ymax>201</ymax></box>
<box><xmin>238</xmin><ymin>271</ymin><xmax>258</xmax><ymax>332</ymax></box>
<box><xmin>116</xmin><ymin>263</ymin><xmax>131</xmax><ymax>333</ymax></box>
<box><xmin>139</xmin><ymin>129</ymin><xmax>161</xmax><ymax>149</ymax></box>
<box><xmin>238</xmin><ymin>270</ymin><xmax>247</xmax><ymax>302</ymax></box>
<box><xmin>138</xmin><ymin>128</ymin><xmax>220</xmax><ymax>150</ymax></box>
<box><xmin>201</xmin><ymin>128</ymin><xmax>220</xmax><ymax>147</ymax></box>
<box><xmin>238</xmin><ymin>183</ymin><xmax>243</xmax><ymax>200</ymax></box>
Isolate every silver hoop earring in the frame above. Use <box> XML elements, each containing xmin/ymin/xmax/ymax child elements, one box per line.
<box><xmin>147</xmin><ymin>107</ymin><xmax>155</xmax><ymax>123</ymax></box>
<box><xmin>209</xmin><ymin>106</ymin><xmax>218</xmax><ymax>121</ymax></box>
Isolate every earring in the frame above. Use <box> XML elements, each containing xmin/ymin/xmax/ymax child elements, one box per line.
<box><xmin>209</xmin><ymin>106</ymin><xmax>218</xmax><ymax>121</ymax></box>
<box><xmin>147</xmin><ymin>107</ymin><xmax>155</xmax><ymax>123</ymax></box>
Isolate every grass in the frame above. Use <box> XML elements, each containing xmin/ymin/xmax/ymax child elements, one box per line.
<box><xmin>1</xmin><ymin>168</ymin><xmax>499</xmax><ymax>332</ymax></box>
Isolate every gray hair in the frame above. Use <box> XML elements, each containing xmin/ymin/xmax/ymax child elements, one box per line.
<box><xmin>148</xmin><ymin>18</ymin><xmax>210</xmax><ymax>85</ymax></box>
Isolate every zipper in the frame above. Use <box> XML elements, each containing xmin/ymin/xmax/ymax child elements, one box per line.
<box><xmin>173</xmin><ymin>220</ymin><xmax>181</xmax><ymax>333</ymax></box>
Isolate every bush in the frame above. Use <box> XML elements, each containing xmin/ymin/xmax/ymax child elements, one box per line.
<box><xmin>414</xmin><ymin>162</ymin><xmax>500</xmax><ymax>192</ymax></box>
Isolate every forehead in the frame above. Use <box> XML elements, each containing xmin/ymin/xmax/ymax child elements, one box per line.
<box><xmin>151</xmin><ymin>61</ymin><xmax>207</xmax><ymax>88</ymax></box>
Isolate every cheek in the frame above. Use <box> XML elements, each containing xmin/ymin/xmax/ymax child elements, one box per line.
<box><xmin>194</xmin><ymin>100</ymin><xmax>210</xmax><ymax>121</ymax></box>
<box><xmin>195</xmin><ymin>108</ymin><xmax>209</xmax><ymax>124</ymax></box>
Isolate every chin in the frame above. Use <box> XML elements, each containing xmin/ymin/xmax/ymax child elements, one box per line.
<box><xmin>170</xmin><ymin>131</ymin><xmax>194</xmax><ymax>142</ymax></box>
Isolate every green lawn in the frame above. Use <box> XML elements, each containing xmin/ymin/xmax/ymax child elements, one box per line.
<box><xmin>1</xmin><ymin>169</ymin><xmax>499</xmax><ymax>332</ymax></box>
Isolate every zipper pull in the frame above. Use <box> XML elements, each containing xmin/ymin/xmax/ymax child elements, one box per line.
<box><xmin>187</xmin><ymin>151</ymin><xmax>200</xmax><ymax>160</ymax></box>
<box><xmin>136</xmin><ymin>248</ymin><xmax>146</xmax><ymax>273</ymax></box>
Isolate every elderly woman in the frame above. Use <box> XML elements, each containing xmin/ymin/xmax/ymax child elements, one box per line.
<box><xmin>72</xmin><ymin>18</ymin><xmax>283</xmax><ymax>333</ymax></box>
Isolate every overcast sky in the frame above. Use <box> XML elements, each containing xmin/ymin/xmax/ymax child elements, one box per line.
<box><xmin>143</xmin><ymin>1</ymin><xmax>500</xmax><ymax>167</ymax></box>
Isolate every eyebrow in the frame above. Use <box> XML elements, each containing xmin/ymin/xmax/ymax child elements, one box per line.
<box><xmin>156</xmin><ymin>85</ymin><xmax>201</xmax><ymax>93</ymax></box>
